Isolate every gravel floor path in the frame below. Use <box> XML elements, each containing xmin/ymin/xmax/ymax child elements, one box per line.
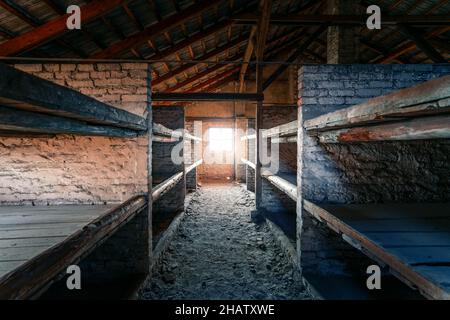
<box><xmin>142</xmin><ymin>183</ymin><xmax>313</xmax><ymax>300</ymax></box>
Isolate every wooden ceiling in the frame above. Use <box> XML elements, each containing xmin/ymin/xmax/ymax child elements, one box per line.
<box><xmin>0</xmin><ymin>0</ymin><xmax>448</xmax><ymax>95</ymax></box>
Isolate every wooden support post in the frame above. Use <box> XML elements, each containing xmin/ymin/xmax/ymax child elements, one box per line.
<box><xmin>255</xmin><ymin>0</ymin><xmax>272</xmax><ymax>209</ymax></box>
<box><xmin>146</xmin><ymin>65</ymin><xmax>153</xmax><ymax>266</ymax></box>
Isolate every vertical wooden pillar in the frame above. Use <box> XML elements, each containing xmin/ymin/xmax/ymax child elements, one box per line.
<box><xmin>146</xmin><ymin>64</ymin><xmax>153</xmax><ymax>265</ymax></box>
<box><xmin>255</xmin><ymin>0</ymin><xmax>272</xmax><ymax>209</ymax></box>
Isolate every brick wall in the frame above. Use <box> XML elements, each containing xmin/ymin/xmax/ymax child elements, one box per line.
<box><xmin>246</xmin><ymin>119</ymin><xmax>255</xmax><ymax>192</ymax></box>
<box><xmin>297</xmin><ymin>64</ymin><xmax>450</xmax><ymax>276</ymax></box>
<box><xmin>0</xmin><ymin>63</ymin><xmax>151</xmax><ymax>205</ymax></box>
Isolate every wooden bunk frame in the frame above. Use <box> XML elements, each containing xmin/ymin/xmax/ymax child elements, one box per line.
<box><xmin>304</xmin><ymin>75</ymin><xmax>450</xmax><ymax>143</ymax></box>
<box><xmin>0</xmin><ymin>63</ymin><xmax>147</xmax><ymax>137</ymax></box>
<box><xmin>0</xmin><ymin>196</ymin><xmax>147</xmax><ymax>299</ymax></box>
<box><xmin>303</xmin><ymin>201</ymin><xmax>450</xmax><ymax>300</ymax></box>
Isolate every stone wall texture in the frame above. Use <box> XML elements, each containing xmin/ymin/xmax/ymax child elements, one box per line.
<box><xmin>297</xmin><ymin>64</ymin><xmax>450</xmax><ymax>276</ymax></box>
<box><xmin>0</xmin><ymin>63</ymin><xmax>151</xmax><ymax>205</ymax></box>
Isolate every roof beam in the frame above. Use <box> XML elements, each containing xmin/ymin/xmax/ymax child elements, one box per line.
<box><xmin>152</xmin><ymin>35</ymin><xmax>247</xmax><ymax>86</ymax></box>
<box><xmin>0</xmin><ymin>0</ymin><xmax>128</xmax><ymax>56</ymax></box>
<box><xmin>232</xmin><ymin>13</ymin><xmax>450</xmax><ymax>26</ymax></box>
<box><xmin>263</xmin><ymin>24</ymin><xmax>328</xmax><ymax>91</ymax></box>
<box><xmin>152</xmin><ymin>92</ymin><xmax>263</xmax><ymax>102</ymax></box>
<box><xmin>374</xmin><ymin>26</ymin><xmax>450</xmax><ymax>63</ymax></box>
<box><xmin>397</xmin><ymin>25</ymin><xmax>447</xmax><ymax>63</ymax></box>
<box><xmin>238</xmin><ymin>26</ymin><xmax>256</xmax><ymax>92</ymax></box>
<box><xmin>90</xmin><ymin>0</ymin><xmax>222</xmax><ymax>59</ymax></box>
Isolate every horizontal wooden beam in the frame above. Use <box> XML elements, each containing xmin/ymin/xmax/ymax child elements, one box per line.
<box><xmin>241</xmin><ymin>158</ymin><xmax>256</xmax><ymax>169</ymax></box>
<box><xmin>0</xmin><ymin>63</ymin><xmax>147</xmax><ymax>131</ymax></box>
<box><xmin>91</xmin><ymin>0</ymin><xmax>222</xmax><ymax>59</ymax></box>
<box><xmin>152</xmin><ymin>172</ymin><xmax>184</xmax><ymax>202</ymax></box>
<box><xmin>0</xmin><ymin>196</ymin><xmax>147</xmax><ymax>299</ymax></box>
<box><xmin>186</xmin><ymin>159</ymin><xmax>203</xmax><ymax>174</ymax></box>
<box><xmin>262</xmin><ymin>174</ymin><xmax>297</xmax><ymax>202</ymax></box>
<box><xmin>233</xmin><ymin>13</ymin><xmax>450</xmax><ymax>26</ymax></box>
<box><xmin>305</xmin><ymin>75</ymin><xmax>450</xmax><ymax>131</ymax></box>
<box><xmin>152</xmin><ymin>92</ymin><xmax>264</xmax><ymax>102</ymax></box>
<box><xmin>318</xmin><ymin>115</ymin><xmax>450</xmax><ymax>143</ymax></box>
<box><xmin>263</xmin><ymin>120</ymin><xmax>298</xmax><ymax>138</ymax></box>
<box><xmin>0</xmin><ymin>0</ymin><xmax>128</xmax><ymax>56</ymax></box>
<box><xmin>0</xmin><ymin>106</ymin><xmax>140</xmax><ymax>137</ymax></box>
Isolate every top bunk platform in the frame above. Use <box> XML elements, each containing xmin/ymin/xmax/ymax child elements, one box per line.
<box><xmin>303</xmin><ymin>201</ymin><xmax>450</xmax><ymax>300</ymax></box>
<box><xmin>0</xmin><ymin>63</ymin><xmax>147</xmax><ymax>137</ymax></box>
<box><xmin>0</xmin><ymin>196</ymin><xmax>146</xmax><ymax>299</ymax></box>
<box><xmin>304</xmin><ymin>76</ymin><xmax>450</xmax><ymax>142</ymax></box>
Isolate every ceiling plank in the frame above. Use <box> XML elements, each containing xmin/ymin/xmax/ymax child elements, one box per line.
<box><xmin>232</xmin><ymin>13</ymin><xmax>450</xmax><ymax>26</ymax></box>
<box><xmin>0</xmin><ymin>0</ymin><xmax>129</xmax><ymax>57</ymax></box>
<box><xmin>151</xmin><ymin>35</ymin><xmax>248</xmax><ymax>86</ymax></box>
<box><xmin>397</xmin><ymin>25</ymin><xmax>447</xmax><ymax>63</ymax></box>
<box><xmin>90</xmin><ymin>0</ymin><xmax>222</xmax><ymax>59</ymax></box>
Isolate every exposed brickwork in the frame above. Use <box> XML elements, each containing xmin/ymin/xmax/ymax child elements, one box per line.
<box><xmin>0</xmin><ymin>63</ymin><xmax>151</xmax><ymax>205</ymax></box>
<box><xmin>246</xmin><ymin>119</ymin><xmax>256</xmax><ymax>192</ymax></box>
<box><xmin>297</xmin><ymin>64</ymin><xmax>450</xmax><ymax>275</ymax></box>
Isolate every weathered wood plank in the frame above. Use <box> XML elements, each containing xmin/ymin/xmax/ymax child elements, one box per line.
<box><xmin>152</xmin><ymin>92</ymin><xmax>264</xmax><ymax>102</ymax></box>
<box><xmin>241</xmin><ymin>158</ymin><xmax>256</xmax><ymax>169</ymax></box>
<box><xmin>263</xmin><ymin>120</ymin><xmax>298</xmax><ymax>138</ymax></box>
<box><xmin>0</xmin><ymin>237</ymin><xmax>66</xmax><ymax>249</ymax></box>
<box><xmin>152</xmin><ymin>172</ymin><xmax>184</xmax><ymax>202</ymax></box>
<box><xmin>303</xmin><ymin>200</ymin><xmax>450</xmax><ymax>300</ymax></box>
<box><xmin>263</xmin><ymin>174</ymin><xmax>297</xmax><ymax>202</ymax></box>
<box><xmin>0</xmin><ymin>196</ymin><xmax>147</xmax><ymax>299</ymax></box>
<box><xmin>0</xmin><ymin>63</ymin><xmax>147</xmax><ymax>131</ymax></box>
<box><xmin>0</xmin><ymin>106</ymin><xmax>140</xmax><ymax>137</ymax></box>
<box><xmin>186</xmin><ymin>159</ymin><xmax>203</xmax><ymax>174</ymax></box>
<box><xmin>318</xmin><ymin>115</ymin><xmax>450</xmax><ymax>143</ymax></box>
<box><xmin>304</xmin><ymin>76</ymin><xmax>450</xmax><ymax>131</ymax></box>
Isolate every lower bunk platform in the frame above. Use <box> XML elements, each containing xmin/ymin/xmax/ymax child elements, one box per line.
<box><xmin>0</xmin><ymin>196</ymin><xmax>148</xmax><ymax>299</ymax></box>
<box><xmin>304</xmin><ymin>201</ymin><xmax>450</xmax><ymax>300</ymax></box>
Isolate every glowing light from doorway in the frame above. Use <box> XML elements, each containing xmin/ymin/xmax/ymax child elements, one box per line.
<box><xmin>208</xmin><ymin>127</ymin><xmax>233</xmax><ymax>151</ymax></box>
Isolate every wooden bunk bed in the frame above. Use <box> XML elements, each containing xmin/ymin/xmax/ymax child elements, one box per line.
<box><xmin>0</xmin><ymin>63</ymin><xmax>151</xmax><ymax>299</ymax></box>
<box><xmin>0</xmin><ymin>197</ymin><xmax>147</xmax><ymax>299</ymax></box>
<box><xmin>302</xmin><ymin>75</ymin><xmax>450</xmax><ymax>300</ymax></box>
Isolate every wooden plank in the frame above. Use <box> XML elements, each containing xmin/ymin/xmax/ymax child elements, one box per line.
<box><xmin>0</xmin><ymin>63</ymin><xmax>147</xmax><ymax>131</ymax></box>
<box><xmin>304</xmin><ymin>76</ymin><xmax>450</xmax><ymax>131</ymax></box>
<box><xmin>0</xmin><ymin>237</ymin><xmax>66</xmax><ymax>249</ymax></box>
<box><xmin>90</xmin><ymin>0</ymin><xmax>223</xmax><ymax>59</ymax></box>
<box><xmin>414</xmin><ymin>266</ymin><xmax>450</xmax><ymax>291</ymax></box>
<box><xmin>0</xmin><ymin>106</ymin><xmax>140</xmax><ymax>137</ymax></box>
<box><xmin>152</xmin><ymin>92</ymin><xmax>264</xmax><ymax>102</ymax></box>
<box><xmin>398</xmin><ymin>25</ymin><xmax>447</xmax><ymax>63</ymax></box>
<box><xmin>388</xmin><ymin>247</ymin><xmax>450</xmax><ymax>265</ymax></box>
<box><xmin>0</xmin><ymin>205</ymin><xmax>114</xmax><ymax>216</ymax></box>
<box><xmin>233</xmin><ymin>13</ymin><xmax>450</xmax><ymax>26</ymax></box>
<box><xmin>152</xmin><ymin>172</ymin><xmax>184</xmax><ymax>202</ymax></box>
<box><xmin>263</xmin><ymin>174</ymin><xmax>297</xmax><ymax>202</ymax></box>
<box><xmin>241</xmin><ymin>158</ymin><xmax>256</xmax><ymax>169</ymax></box>
<box><xmin>186</xmin><ymin>159</ymin><xmax>203</xmax><ymax>174</ymax></box>
<box><xmin>0</xmin><ymin>246</ymin><xmax>55</xmax><ymax>262</ymax></box>
<box><xmin>0</xmin><ymin>222</ymin><xmax>89</xmax><ymax>230</ymax></box>
<box><xmin>262</xmin><ymin>120</ymin><xmax>298</xmax><ymax>138</ymax></box>
<box><xmin>303</xmin><ymin>200</ymin><xmax>450</xmax><ymax>300</ymax></box>
<box><xmin>0</xmin><ymin>261</ymin><xmax>26</xmax><ymax>274</ymax></box>
<box><xmin>318</xmin><ymin>115</ymin><xmax>450</xmax><ymax>143</ymax></box>
<box><xmin>0</xmin><ymin>0</ymin><xmax>128</xmax><ymax>56</ymax></box>
<box><xmin>0</xmin><ymin>196</ymin><xmax>147</xmax><ymax>299</ymax></box>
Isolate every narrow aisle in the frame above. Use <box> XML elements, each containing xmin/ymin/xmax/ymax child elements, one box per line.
<box><xmin>143</xmin><ymin>183</ymin><xmax>313</xmax><ymax>300</ymax></box>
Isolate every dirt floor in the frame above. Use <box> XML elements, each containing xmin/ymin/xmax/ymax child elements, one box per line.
<box><xmin>142</xmin><ymin>183</ymin><xmax>313</xmax><ymax>300</ymax></box>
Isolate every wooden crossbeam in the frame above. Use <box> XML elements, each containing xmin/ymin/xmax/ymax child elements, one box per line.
<box><xmin>90</xmin><ymin>0</ymin><xmax>222</xmax><ymax>59</ymax></box>
<box><xmin>0</xmin><ymin>63</ymin><xmax>146</xmax><ymax>131</ymax></box>
<box><xmin>238</xmin><ymin>26</ymin><xmax>256</xmax><ymax>93</ymax></box>
<box><xmin>153</xmin><ymin>92</ymin><xmax>264</xmax><ymax>102</ymax></box>
<box><xmin>232</xmin><ymin>13</ymin><xmax>450</xmax><ymax>26</ymax></box>
<box><xmin>374</xmin><ymin>26</ymin><xmax>450</xmax><ymax>64</ymax></box>
<box><xmin>397</xmin><ymin>25</ymin><xmax>447</xmax><ymax>63</ymax></box>
<box><xmin>263</xmin><ymin>24</ymin><xmax>328</xmax><ymax>91</ymax></box>
<box><xmin>0</xmin><ymin>0</ymin><xmax>128</xmax><ymax>56</ymax></box>
<box><xmin>152</xmin><ymin>35</ymin><xmax>247</xmax><ymax>86</ymax></box>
